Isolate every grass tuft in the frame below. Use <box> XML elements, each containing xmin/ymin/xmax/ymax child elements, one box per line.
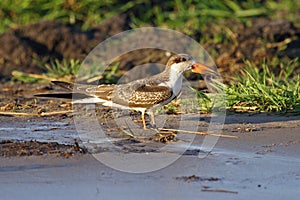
<box><xmin>11</xmin><ymin>59</ymin><xmax>122</xmax><ymax>84</ymax></box>
<box><xmin>226</xmin><ymin>58</ymin><xmax>300</xmax><ymax>112</ymax></box>
<box><xmin>12</xmin><ymin>58</ymin><xmax>81</xmax><ymax>83</ymax></box>
<box><xmin>43</xmin><ymin>59</ymin><xmax>81</xmax><ymax>79</ymax></box>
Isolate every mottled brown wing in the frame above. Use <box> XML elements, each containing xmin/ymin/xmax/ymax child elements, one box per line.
<box><xmin>51</xmin><ymin>81</ymin><xmax>116</xmax><ymax>100</ymax></box>
<box><xmin>128</xmin><ymin>85</ymin><xmax>173</xmax><ymax>108</ymax></box>
<box><xmin>89</xmin><ymin>85</ymin><xmax>116</xmax><ymax>100</ymax></box>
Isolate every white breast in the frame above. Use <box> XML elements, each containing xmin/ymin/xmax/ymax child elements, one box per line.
<box><xmin>159</xmin><ymin>69</ymin><xmax>183</xmax><ymax>97</ymax></box>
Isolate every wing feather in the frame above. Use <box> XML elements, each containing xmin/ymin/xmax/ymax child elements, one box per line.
<box><xmin>49</xmin><ymin>81</ymin><xmax>173</xmax><ymax>109</ymax></box>
<box><xmin>109</xmin><ymin>83</ymin><xmax>172</xmax><ymax>108</ymax></box>
<box><xmin>129</xmin><ymin>85</ymin><xmax>172</xmax><ymax>107</ymax></box>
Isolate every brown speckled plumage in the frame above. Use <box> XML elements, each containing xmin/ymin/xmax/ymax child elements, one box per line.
<box><xmin>35</xmin><ymin>54</ymin><xmax>200</xmax><ymax>129</ymax></box>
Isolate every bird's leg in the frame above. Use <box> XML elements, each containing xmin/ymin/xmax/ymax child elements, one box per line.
<box><xmin>141</xmin><ymin>110</ymin><xmax>147</xmax><ymax>130</ymax></box>
<box><xmin>149</xmin><ymin>110</ymin><xmax>156</xmax><ymax>128</ymax></box>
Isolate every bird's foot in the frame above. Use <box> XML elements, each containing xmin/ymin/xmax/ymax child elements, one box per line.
<box><xmin>152</xmin><ymin>129</ymin><xmax>177</xmax><ymax>143</ymax></box>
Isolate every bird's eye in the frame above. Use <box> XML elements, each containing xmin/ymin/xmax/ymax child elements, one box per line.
<box><xmin>174</xmin><ymin>58</ymin><xmax>181</xmax><ymax>63</ymax></box>
<box><xmin>182</xmin><ymin>57</ymin><xmax>187</xmax><ymax>62</ymax></box>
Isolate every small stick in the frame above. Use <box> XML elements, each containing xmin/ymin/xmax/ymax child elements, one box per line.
<box><xmin>26</xmin><ymin>73</ymin><xmax>54</xmax><ymax>81</ymax></box>
<box><xmin>0</xmin><ymin>111</ymin><xmax>35</xmax><ymax>116</ymax></box>
<box><xmin>12</xmin><ymin>71</ymin><xmax>54</xmax><ymax>81</ymax></box>
<box><xmin>86</xmin><ymin>75</ymin><xmax>104</xmax><ymax>83</ymax></box>
<box><xmin>266</xmin><ymin>38</ymin><xmax>292</xmax><ymax>48</ymax></box>
<box><xmin>39</xmin><ymin>110</ymin><xmax>73</xmax><ymax>116</ymax></box>
<box><xmin>158</xmin><ymin>128</ymin><xmax>238</xmax><ymax>138</ymax></box>
<box><xmin>0</xmin><ymin>110</ymin><xmax>73</xmax><ymax>117</ymax></box>
<box><xmin>121</xmin><ymin>129</ymin><xmax>136</xmax><ymax>138</ymax></box>
<box><xmin>122</xmin><ymin>121</ymin><xmax>137</xmax><ymax>138</ymax></box>
<box><xmin>201</xmin><ymin>189</ymin><xmax>238</xmax><ymax>194</ymax></box>
<box><xmin>231</xmin><ymin>105</ymin><xmax>258</xmax><ymax>111</ymax></box>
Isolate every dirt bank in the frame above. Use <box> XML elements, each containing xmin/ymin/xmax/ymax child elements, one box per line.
<box><xmin>0</xmin><ymin>17</ymin><xmax>299</xmax><ymax>81</ymax></box>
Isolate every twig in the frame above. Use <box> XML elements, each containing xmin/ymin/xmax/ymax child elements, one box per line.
<box><xmin>39</xmin><ymin>110</ymin><xmax>73</xmax><ymax>116</ymax></box>
<box><xmin>201</xmin><ymin>189</ymin><xmax>238</xmax><ymax>194</ymax></box>
<box><xmin>0</xmin><ymin>110</ymin><xmax>73</xmax><ymax>117</ymax></box>
<box><xmin>12</xmin><ymin>71</ymin><xmax>54</xmax><ymax>81</ymax></box>
<box><xmin>224</xmin><ymin>27</ymin><xmax>238</xmax><ymax>47</ymax></box>
<box><xmin>121</xmin><ymin>129</ymin><xmax>136</xmax><ymax>138</ymax></box>
<box><xmin>0</xmin><ymin>111</ymin><xmax>35</xmax><ymax>116</ymax></box>
<box><xmin>86</xmin><ymin>75</ymin><xmax>104</xmax><ymax>83</ymax></box>
<box><xmin>266</xmin><ymin>38</ymin><xmax>292</xmax><ymax>48</ymax></box>
<box><xmin>231</xmin><ymin>105</ymin><xmax>259</xmax><ymax>111</ymax></box>
<box><xmin>26</xmin><ymin>73</ymin><xmax>54</xmax><ymax>81</ymax></box>
<box><xmin>122</xmin><ymin>120</ymin><xmax>137</xmax><ymax>138</ymax></box>
<box><xmin>158</xmin><ymin>128</ymin><xmax>238</xmax><ymax>138</ymax></box>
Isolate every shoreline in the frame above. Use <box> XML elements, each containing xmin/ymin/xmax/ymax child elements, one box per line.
<box><xmin>1</xmin><ymin>113</ymin><xmax>300</xmax><ymax>199</ymax></box>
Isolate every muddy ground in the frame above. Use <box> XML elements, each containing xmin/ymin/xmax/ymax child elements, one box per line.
<box><xmin>0</xmin><ymin>112</ymin><xmax>299</xmax><ymax>199</ymax></box>
<box><xmin>0</xmin><ymin>81</ymin><xmax>300</xmax><ymax>199</ymax></box>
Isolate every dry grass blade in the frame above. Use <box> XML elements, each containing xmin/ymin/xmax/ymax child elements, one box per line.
<box><xmin>0</xmin><ymin>111</ymin><xmax>35</xmax><ymax>116</ymax></box>
<box><xmin>39</xmin><ymin>110</ymin><xmax>74</xmax><ymax>116</ymax></box>
<box><xmin>158</xmin><ymin>128</ymin><xmax>238</xmax><ymax>138</ymax></box>
<box><xmin>86</xmin><ymin>75</ymin><xmax>104</xmax><ymax>83</ymax></box>
<box><xmin>0</xmin><ymin>110</ymin><xmax>73</xmax><ymax>117</ymax></box>
<box><xmin>201</xmin><ymin>189</ymin><xmax>238</xmax><ymax>194</ymax></box>
<box><xmin>22</xmin><ymin>73</ymin><xmax>54</xmax><ymax>81</ymax></box>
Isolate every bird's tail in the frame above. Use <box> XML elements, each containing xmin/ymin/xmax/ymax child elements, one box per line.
<box><xmin>34</xmin><ymin>92</ymin><xmax>88</xmax><ymax>99</ymax></box>
<box><xmin>51</xmin><ymin>81</ymin><xmax>74</xmax><ymax>91</ymax></box>
<box><xmin>35</xmin><ymin>81</ymin><xmax>114</xmax><ymax>103</ymax></box>
<box><xmin>34</xmin><ymin>81</ymin><xmax>88</xmax><ymax>100</ymax></box>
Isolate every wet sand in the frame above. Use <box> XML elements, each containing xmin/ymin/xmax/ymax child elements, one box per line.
<box><xmin>0</xmin><ymin>114</ymin><xmax>300</xmax><ymax>200</ymax></box>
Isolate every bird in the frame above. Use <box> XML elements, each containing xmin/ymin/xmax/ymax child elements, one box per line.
<box><xmin>35</xmin><ymin>54</ymin><xmax>214</xmax><ymax>129</ymax></box>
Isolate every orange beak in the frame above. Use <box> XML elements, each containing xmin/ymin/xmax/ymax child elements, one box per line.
<box><xmin>191</xmin><ymin>63</ymin><xmax>215</xmax><ymax>74</ymax></box>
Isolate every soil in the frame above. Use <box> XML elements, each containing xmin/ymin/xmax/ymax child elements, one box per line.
<box><xmin>0</xmin><ymin>16</ymin><xmax>299</xmax><ymax>81</ymax></box>
<box><xmin>0</xmin><ymin>140</ymin><xmax>85</xmax><ymax>157</ymax></box>
<box><xmin>0</xmin><ymin>112</ymin><xmax>299</xmax><ymax>199</ymax></box>
<box><xmin>0</xmin><ymin>15</ymin><xmax>129</xmax><ymax>79</ymax></box>
<box><xmin>0</xmin><ymin>80</ymin><xmax>299</xmax><ymax>156</ymax></box>
<box><xmin>0</xmin><ymin>81</ymin><xmax>300</xmax><ymax>200</ymax></box>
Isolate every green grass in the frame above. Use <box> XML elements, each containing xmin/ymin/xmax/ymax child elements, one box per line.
<box><xmin>226</xmin><ymin>58</ymin><xmax>300</xmax><ymax>112</ymax></box>
<box><xmin>12</xmin><ymin>58</ymin><xmax>81</xmax><ymax>83</ymax></box>
<box><xmin>0</xmin><ymin>0</ymin><xmax>136</xmax><ymax>32</ymax></box>
<box><xmin>11</xmin><ymin>59</ymin><xmax>121</xmax><ymax>83</ymax></box>
<box><xmin>189</xmin><ymin>58</ymin><xmax>300</xmax><ymax>113</ymax></box>
<box><xmin>43</xmin><ymin>59</ymin><xmax>81</xmax><ymax>79</ymax></box>
<box><xmin>1</xmin><ymin>0</ymin><xmax>299</xmax><ymax>34</ymax></box>
<box><xmin>189</xmin><ymin>88</ymin><xmax>213</xmax><ymax>113</ymax></box>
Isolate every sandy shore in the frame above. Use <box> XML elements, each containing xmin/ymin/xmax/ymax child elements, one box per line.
<box><xmin>0</xmin><ymin>113</ymin><xmax>300</xmax><ymax>200</ymax></box>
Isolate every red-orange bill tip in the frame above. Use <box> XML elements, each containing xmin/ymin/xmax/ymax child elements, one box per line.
<box><xmin>191</xmin><ymin>63</ymin><xmax>215</xmax><ymax>74</ymax></box>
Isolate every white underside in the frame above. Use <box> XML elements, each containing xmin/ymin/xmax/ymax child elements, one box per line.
<box><xmin>73</xmin><ymin>68</ymin><xmax>183</xmax><ymax>114</ymax></box>
<box><xmin>72</xmin><ymin>97</ymin><xmax>146</xmax><ymax>113</ymax></box>
<box><xmin>159</xmin><ymin>70</ymin><xmax>183</xmax><ymax>99</ymax></box>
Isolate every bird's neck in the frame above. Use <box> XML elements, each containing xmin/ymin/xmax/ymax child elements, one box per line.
<box><xmin>160</xmin><ymin>68</ymin><xmax>183</xmax><ymax>95</ymax></box>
